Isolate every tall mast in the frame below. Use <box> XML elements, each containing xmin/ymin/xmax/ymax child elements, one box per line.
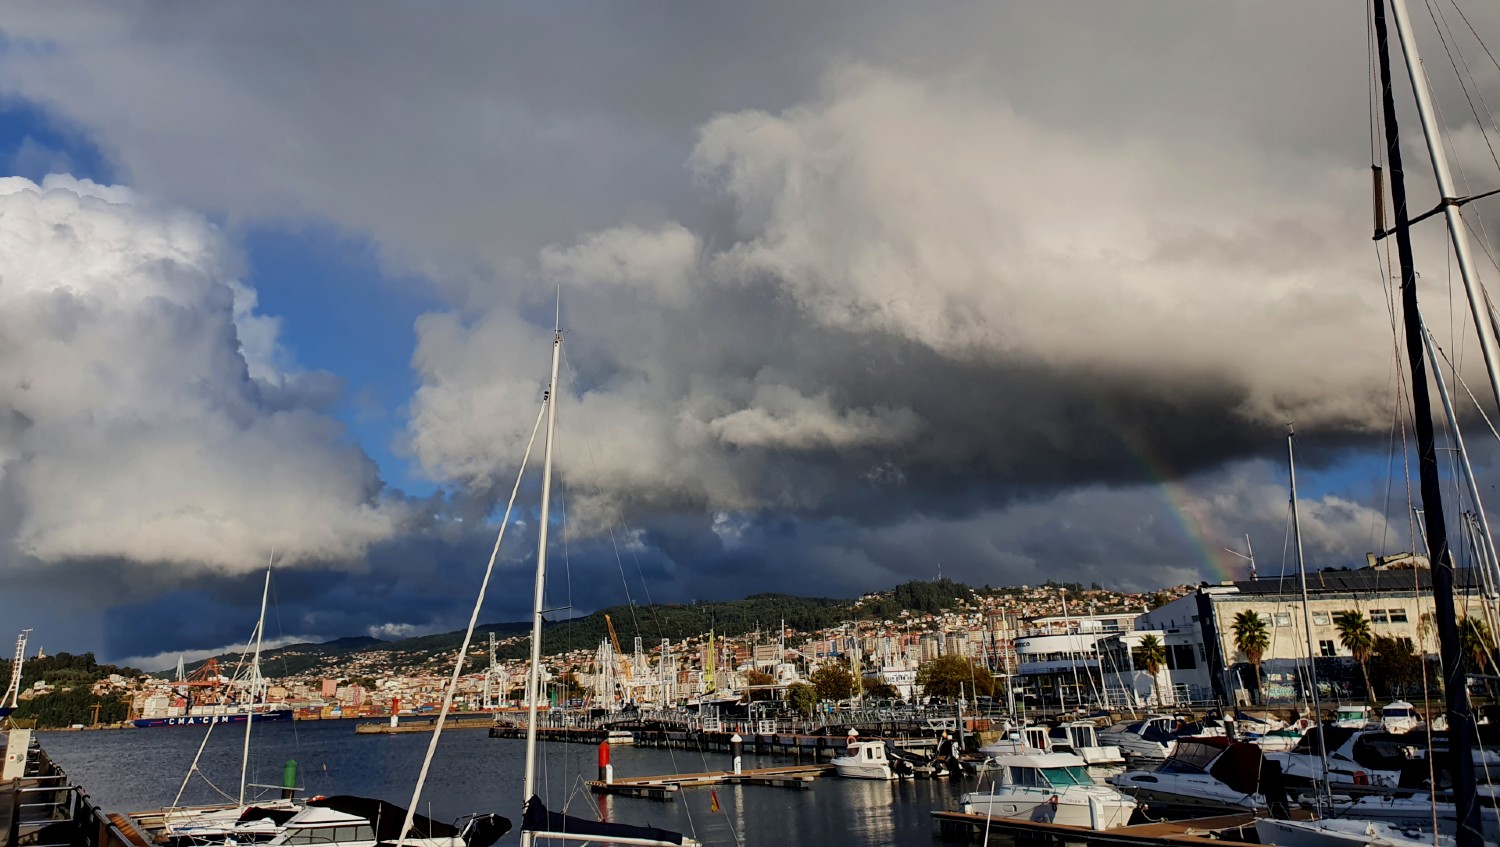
<box><xmin>1421</xmin><ymin>323</ymin><xmax>1500</xmax><ymax>634</ymax></box>
<box><xmin>1386</xmin><ymin>0</ymin><xmax>1500</xmax><ymax>417</ymax></box>
<box><xmin>239</xmin><ymin>567</ymin><xmax>271</xmax><ymax>806</ymax></box>
<box><xmin>1286</xmin><ymin>427</ymin><xmax>1328</xmax><ymax>815</ymax></box>
<box><xmin>520</xmin><ymin>326</ymin><xmax>563</xmax><ymax>846</ymax></box>
<box><xmin>1373</xmin><ymin>2</ymin><xmax>1481</xmax><ymax>841</ymax></box>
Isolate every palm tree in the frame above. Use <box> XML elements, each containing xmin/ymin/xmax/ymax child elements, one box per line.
<box><xmin>1133</xmin><ymin>635</ymin><xmax>1167</xmax><ymax>709</ymax></box>
<box><xmin>1461</xmin><ymin>617</ymin><xmax>1495</xmax><ymax>699</ymax></box>
<box><xmin>1231</xmin><ymin>611</ymin><xmax>1271</xmax><ymax>705</ymax></box>
<box><xmin>1333</xmin><ymin>610</ymin><xmax>1375</xmax><ymax>703</ymax></box>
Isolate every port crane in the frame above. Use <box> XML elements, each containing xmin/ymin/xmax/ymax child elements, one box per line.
<box><xmin>1</xmin><ymin>629</ymin><xmax>31</xmax><ymax>717</ymax></box>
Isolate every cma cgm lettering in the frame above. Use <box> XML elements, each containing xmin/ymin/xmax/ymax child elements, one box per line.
<box><xmin>132</xmin><ymin>708</ymin><xmax>294</xmax><ymax>728</ymax></box>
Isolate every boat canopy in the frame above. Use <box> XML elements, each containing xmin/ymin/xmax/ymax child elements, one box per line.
<box><xmin>522</xmin><ymin>796</ymin><xmax>690</xmax><ymax>846</ymax></box>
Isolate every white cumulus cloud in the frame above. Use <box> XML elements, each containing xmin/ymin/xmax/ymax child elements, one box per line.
<box><xmin>0</xmin><ymin>175</ymin><xmax>404</xmax><ymax>572</ymax></box>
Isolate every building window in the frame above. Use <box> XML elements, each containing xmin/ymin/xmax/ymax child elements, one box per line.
<box><xmin>1171</xmin><ymin>644</ymin><xmax>1196</xmax><ymax>670</ymax></box>
<box><xmin>1371</xmin><ymin>610</ymin><xmax>1389</xmax><ymax>624</ymax></box>
<box><xmin>1312</xmin><ymin>612</ymin><xmax>1330</xmax><ymax>626</ymax></box>
<box><xmin>1275</xmin><ymin>613</ymin><xmax>1292</xmax><ymax>627</ymax></box>
<box><xmin>1388</xmin><ymin>609</ymin><xmax>1409</xmax><ymax>623</ymax></box>
<box><xmin>1319</xmin><ymin>639</ymin><xmax>1336</xmax><ymax>657</ymax></box>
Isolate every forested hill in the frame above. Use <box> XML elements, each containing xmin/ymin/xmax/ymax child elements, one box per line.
<box><xmin>187</xmin><ymin>578</ymin><xmax>987</xmax><ymax>677</ymax></box>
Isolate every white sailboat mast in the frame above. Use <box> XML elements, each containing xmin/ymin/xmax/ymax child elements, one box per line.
<box><xmin>1386</xmin><ymin>0</ymin><xmax>1500</xmax><ymax>417</ymax></box>
<box><xmin>521</xmin><ymin>327</ymin><xmax>563</xmax><ymax>843</ymax></box>
<box><xmin>239</xmin><ymin>567</ymin><xmax>271</xmax><ymax>806</ymax></box>
<box><xmin>1286</xmin><ymin>427</ymin><xmax>1329</xmax><ymax>814</ymax></box>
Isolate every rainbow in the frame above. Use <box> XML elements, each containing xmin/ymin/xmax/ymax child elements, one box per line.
<box><xmin>1112</xmin><ymin>425</ymin><xmax>1248</xmax><ymax>584</ymax></box>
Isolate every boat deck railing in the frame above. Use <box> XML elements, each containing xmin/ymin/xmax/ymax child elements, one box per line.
<box><xmin>2</xmin><ymin>733</ymin><xmax>144</xmax><ymax>847</ymax></box>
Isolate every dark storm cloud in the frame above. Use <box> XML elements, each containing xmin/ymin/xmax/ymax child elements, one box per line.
<box><xmin>2</xmin><ymin>3</ymin><xmax>1496</xmax><ymax>659</ymax></box>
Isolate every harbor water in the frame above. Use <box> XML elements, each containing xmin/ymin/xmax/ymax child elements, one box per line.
<box><xmin>39</xmin><ymin>720</ymin><xmax>984</xmax><ymax>846</ymax></box>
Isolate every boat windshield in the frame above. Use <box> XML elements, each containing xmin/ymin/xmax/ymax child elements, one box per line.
<box><xmin>1039</xmin><ymin>765</ymin><xmax>1095</xmax><ymax>786</ymax></box>
<box><xmin>1383</xmin><ymin>708</ymin><xmax>1412</xmax><ymax>718</ymax></box>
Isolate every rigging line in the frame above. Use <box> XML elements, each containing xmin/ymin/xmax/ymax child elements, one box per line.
<box><xmin>1448</xmin><ymin>0</ymin><xmax>1500</xmax><ymax>78</ymax></box>
<box><xmin>1425</xmin><ymin>0</ymin><xmax>1500</xmax><ymax>174</ymax></box>
<box><xmin>1418</xmin><ymin>0</ymin><xmax>1500</xmax><ymax>329</ymax></box>
<box><xmin>1428</xmin><ymin>331</ymin><xmax>1500</xmax><ymax>445</ymax></box>
<box><xmin>554</xmin><ymin>343</ymin><xmax>637</xmax><ymax>631</ymax></box>
<box><xmin>395</xmin><ymin>396</ymin><xmax>547</xmax><ymax>847</ymax></box>
<box><xmin>557</xmin><ymin>344</ymin><xmax>670</xmax><ymax>650</ymax></box>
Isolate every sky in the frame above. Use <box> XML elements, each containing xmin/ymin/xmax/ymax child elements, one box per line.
<box><xmin>3</xmin><ymin>2</ymin><xmax>1500</xmax><ymax>667</ymax></box>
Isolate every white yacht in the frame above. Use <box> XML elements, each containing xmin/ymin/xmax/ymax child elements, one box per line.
<box><xmin>959</xmin><ymin>751</ymin><xmax>1136</xmax><ymax>829</ymax></box>
<box><xmin>1379</xmin><ymin>701</ymin><xmax>1419</xmax><ymax>734</ymax></box>
<box><xmin>1108</xmin><ymin>737</ymin><xmax>1267</xmax><ymax>812</ymax></box>
<box><xmin>1097</xmin><ymin>715</ymin><xmax>1181</xmax><ymax>761</ymax></box>
<box><xmin>1263</xmin><ymin>727</ymin><xmax>1409</xmax><ymax>791</ymax></box>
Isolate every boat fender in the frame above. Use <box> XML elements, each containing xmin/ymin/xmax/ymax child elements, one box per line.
<box><xmin>1352</xmin><ymin>771</ymin><xmax>1369</xmax><ymax>786</ymax></box>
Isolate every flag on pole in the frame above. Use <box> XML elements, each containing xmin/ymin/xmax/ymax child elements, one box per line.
<box><xmin>709</xmin><ymin>790</ymin><xmax>720</xmax><ymax>813</ymax></box>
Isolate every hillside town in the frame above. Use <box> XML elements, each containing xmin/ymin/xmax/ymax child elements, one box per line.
<box><xmin>8</xmin><ymin>551</ymin><xmax>1481</xmax><ymax>729</ymax></box>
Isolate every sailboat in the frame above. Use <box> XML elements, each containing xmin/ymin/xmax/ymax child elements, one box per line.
<box><xmin>514</xmin><ymin>326</ymin><xmax>699</xmax><ymax>847</ymax></box>
<box><xmin>386</xmin><ymin>317</ymin><xmax>695</xmax><ymax>847</ymax></box>
<box><xmin>1256</xmin><ymin>1</ymin><xmax>1485</xmax><ymax>845</ymax></box>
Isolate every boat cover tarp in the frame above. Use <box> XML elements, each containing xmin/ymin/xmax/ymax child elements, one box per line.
<box><xmin>309</xmin><ymin>795</ymin><xmax>458</xmax><ymax>840</ymax></box>
<box><xmin>1159</xmin><ymin>737</ymin><xmax>1229</xmax><ymax>773</ymax></box>
<box><xmin>522</xmin><ymin>795</ymin><xmax>687</xmax><ymax>845</ymax></box>
<box><xmin>236</xmin><ymin>806</ymin><xmax>299</xmax><ymax>826</ymax></box>
<box><xmin>1207</xmin><ymin>741</ymin><xmax>1265</xmax><ymax>796</ymax></box>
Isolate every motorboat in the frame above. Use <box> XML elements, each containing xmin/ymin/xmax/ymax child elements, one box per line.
<box><xmin>1332</xmin><ymin>704</ymin><xmax>1373</xmax><ymax>729</ymax></box>
<box><xmin>1097</xmin><ymin>714</ymin><xmax>1183</xmax><ymax>762</ymax></box>
<box><xmin>1108</xmin><ymin>737</ymin><xmax>1270</xmax><ymax>813</ymax></box>
<box><xmin>1263</xmin><ymin>726</ymin><xmax>1412</xmax><ymax>791</ymax></box>
<box><xmin>831</xmin><ymin>739</ymin><xmax>909</xmax><ymax>780</ymax></box>
<box><xmin>151</xmin><ymin>800</ymin><xmax>301</xmax><ymax>846</ymax></box>
<box><xmin>265</xmin><ymin>796</ymin><xmax>510</xmax><ymax>847</ymax></box>
<box><xmin>976</xmin><ymin>724</ymin><xmax>1050</xmax><ymax>766</ymax></box>
<box><xmin>1048</xmin><ymin>720</ymin><xmax>1125</xmax><ymax>765</ymax></box>
<box><xmin>1255</xmin><ymin>816</ymin><xmax>1455</xmax><ymax>847</ymax></box>
<box><xmin>959</xmin><ymin>750</ymin><xmax>1137</xmax><ymax>830</ymax></box>
<box><xmin>1379</xmin><ymin>701</ymin><xmax>1419</xmax><ymax>734</ymax></box>
<box><xmin>1247</xmin><ymin>718</ymin><xmax>1312</xmax><ymax>753</ymax></box>
<box><xmin>1299</xmin><ymin>791</ymin><xmax>1500</xmax><ymax>843</ymax></box>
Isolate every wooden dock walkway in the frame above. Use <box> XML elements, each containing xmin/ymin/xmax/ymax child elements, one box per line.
<box><xmin>589</xmin><ymin>764</ymin><xmax>834</xmax><ymax>800</ymax></box>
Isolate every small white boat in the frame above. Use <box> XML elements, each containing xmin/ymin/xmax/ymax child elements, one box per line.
<box><xmin>1049</xmin><ymin>721</ymin><xmax>1125</xmax><ymax>765</ymax></box>
<box><xmin>959</xmin><ymin>751</ymin><xmax>1136</xmax><ymax>829</ymax></box>
<box><xmin>1379</xmin><ymin>701</ymin><xmax>1419</xmax><ymax>735</ymax></box>
<box><xmin>1108</xmin><ymin>737</ymin><xmax>1267</xmax><ymax>812</ymax></box>
<box><xmin>1333</xmin><ymin>704</ymin><xmax>1374</xmax><ymax>729</ymax></box>
<box><xmin>831</xmin><ymin>739</ymin><xmax>904</xmax><ymax>780</ymax></box>
<box><xmin>1255</xmin><ymin>816</ymin><xmax>1454</xmax><ymax>847</ymax></box>
<box><xmin>1249</xmin><ymin>718</ymin><xmax>1312</xmax><ymax>753</ymax></box>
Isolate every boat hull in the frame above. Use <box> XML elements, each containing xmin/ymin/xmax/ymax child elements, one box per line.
<box><xmin>1255</xmin><ymin>817</ymin><xmax>1451</xmax><ymax>847</ymax></box>
<box><xmin>830</xmin><ymin>760</ymin><xmax>896</xmax><ymax>780</ymax></box>
<box><xmin>960</xmin><ymin>787</ymin><xmax>1136</xmax><ymax>829</ymax></box>
<box><xmin>133</xmin><ymin>708</ymin><xmax>294</xmax><ymax>728</ymax></box>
